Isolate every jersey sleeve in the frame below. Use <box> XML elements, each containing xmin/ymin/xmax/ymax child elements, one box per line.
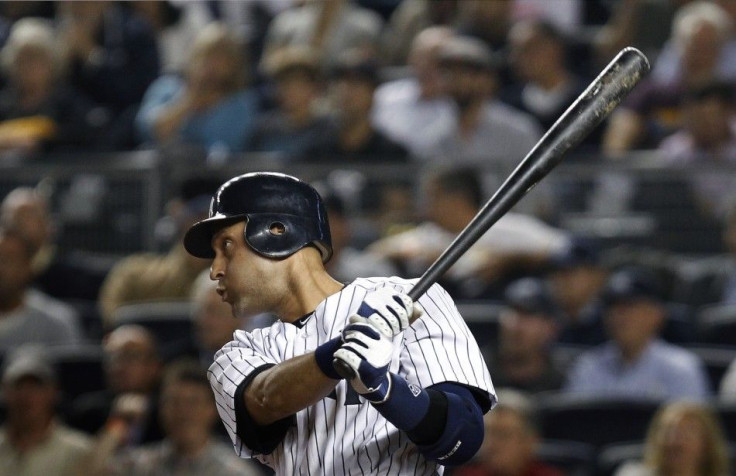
<box><xmin>208</xmin><ymin>325</ymin><xmax>290</xmax><ymax>458</ymax></box>
<box><xmin>399</xmin><ymin>282</ymin><xmax>496</xmax><ymax>412</ymax></box>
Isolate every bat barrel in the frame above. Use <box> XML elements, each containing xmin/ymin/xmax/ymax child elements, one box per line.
<box><xmin>408</xmin><ymin>47</ymin><xmax>649</xmax><ymax>301</ymax></box>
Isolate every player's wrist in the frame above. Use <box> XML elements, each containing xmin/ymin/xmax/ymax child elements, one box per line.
<box><xmin>370</xmin><ymin>373</ymin><xmax>431</xmax><ymax>431</ymax></box>
<box><xmin>314</xmin><ymin>337</ymin><xmax>344</xmax><ymax>380</ymax></box>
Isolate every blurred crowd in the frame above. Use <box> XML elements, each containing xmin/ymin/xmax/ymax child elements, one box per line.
<box><xmin>2</xmin><ymin>0</ymin><xmax>736</xmax><ymax>475</ymax></box>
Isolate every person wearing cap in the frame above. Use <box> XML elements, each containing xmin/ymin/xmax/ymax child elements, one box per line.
<box><xmin>563</xmin><ymin>267</ymin><xmax>710</xmax><ymax>400</ymax></box>
<box><xmin>245</xmin><ymin>45</ymin><xmax>338</xmax><ymax>159</ymax></box>
<box><xmin>422</xmin><ymin>34</ymin><xmax>542</xmax><ymax>170</ymax></box>
<box><xmin>546</xmin><ymin>239</ymin><xmax>609</xmax><ymax>346</ymax></box>
<box><xmin>304</xmin><ymin>50</ymin><xmax>409</xmax><ymax>163</ymax></box>
<box><xmin>483</xmin><ymin>278</ymin><xmax>566</xmax><ymax>394</ymax></box>
<box><xmin>372</xmin><ymin>26</ymin><xmax>457</xmax><ymax>159</ymax></box>
<box><xmin>0</xmin><ymin>227</ymin><xmax>84</xmax><ymax>352</ymax></box>
<box><xmin>0</xmin><ymin>346</ymin><xmax>92</xmax><ymax>476</ymax></box>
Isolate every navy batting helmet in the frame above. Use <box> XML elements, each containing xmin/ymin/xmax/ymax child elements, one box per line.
<box><xmin>183</xmin><ymin>172</ymin><xmax>332</xmax><ymax>262</ymax></box>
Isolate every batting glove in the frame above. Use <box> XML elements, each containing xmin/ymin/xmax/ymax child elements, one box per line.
<box><xmin>355</xmin><ymin>288</ymin><xmax>420</xmax><ymax>338</ymax></box>
<box><xmin>333</xmin><ymin>316</ymin><xmax>395</xmax><ymax>403</ymax></box>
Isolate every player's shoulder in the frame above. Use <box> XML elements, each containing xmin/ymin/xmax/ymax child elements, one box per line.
<box><xmin>349</xmin><ymin>276</ymin><xmax>452</xmax><ymax>302</ymax></box>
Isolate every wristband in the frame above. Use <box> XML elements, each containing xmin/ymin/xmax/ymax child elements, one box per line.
<box><xmin>371</xmin><ymin>373</ymin><xmax>431</xmax><ymax>431</ymax></box>
<box><xmin>314</xmin><ymin>337</ymin><xmax>344</xmax><ymax>380</ymax></box>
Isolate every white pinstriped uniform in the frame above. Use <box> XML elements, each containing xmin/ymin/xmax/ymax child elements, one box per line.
<box><xmin>209</xmin><ymin>277</ymin><xmax>496</xmax><ymax>476</ymax></box>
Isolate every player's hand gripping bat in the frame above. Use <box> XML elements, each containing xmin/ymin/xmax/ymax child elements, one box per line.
<box><xmin>333</xmin><ymin>47</ymin><xmax>650</xmax><ymax>379</ymax></box>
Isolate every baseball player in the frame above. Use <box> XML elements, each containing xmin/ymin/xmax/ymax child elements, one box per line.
<box><xmin>183</xmin><ymin>172</ymin><xmax>496</xmax><ymax>475</ymax></box>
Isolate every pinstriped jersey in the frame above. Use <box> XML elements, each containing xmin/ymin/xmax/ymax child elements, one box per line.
<box><xmin>208</xmin><ymin>276</ymin><xmax>496</xmax><ymax>476</ymax></box>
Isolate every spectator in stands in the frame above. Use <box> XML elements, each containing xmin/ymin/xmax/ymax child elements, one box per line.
<box><xmin>0</xmin><ymin>17</ymin><xmax>101</xmax><ymax>154</ymax></box>
<box><xmin>0</xmin><ymin>186</ymin><xmax>109</xmax><ymax>302</ymax></box>
<box><xmin>658</xmin><ymin>81</ymin><xmax>736</xmax><ymax>220</ymax></box>
<box><xmin>718</xmin><ymin>204</ymin><xmax>736</xmax><ymax>305</ymax></box>
<box><xmin>372</xmin><ymin>25</ymin><xmax>456</xmax><ymax>159</ymax></box>
<box><xmin>88</xmin><ymin>359</ymin><xmax>260</xmax><ymax>476</ymax></box>
<box><xmin>380</xmin><ymin>0</ymin><xmax>460</xmax><ymax>66</ymax></box>
<box><xmin>57</xmin><ymin>1</ymin><xmax>160</xmax><ymax>149</ymax></box>
<box><xmin>484</xmin><ymin>278</ymin><xmax>565</xmax><ymax>394</ymax></box>
<box><xmin>0</xmin><ymin>346</ymin><xmax>92</xmax><ymax>476</ymax></box>
<box><xmin>564</xmin><ymin>267</ymin><xmax>711</xmax><ymax>400</ymax></box>
<box><xmin>0</xmin><ymin>227</ymin><xmax>83</xmax><ymax>352</ymax></box>
<box><xmin>127</xmin><ymin>1</ymin><xmax>211</xmax><ymax>75</ymax></box>
<box><xmin>603</xmin><ymin>1</ymin><xmax>733</xmax><ymax>154</ymax></box>
<box><xmin>68</xmin><ymin>325</ymin><xmax>164</xmax><ymax>445</ymax></box>
<box><xmin>453</xmin><ymin>388</ymin><xmax>564</xmax><ymax>476</ymax></box>
<box><xmin>593</xmin><ymin>0</ymin><xmax>681</xmax><ymax>71</ymax></box>
<box><xmin>245</xmin><ymin>45</ymin><xmax>337</xmax><ymax>159</ymax></box>
<box><xmin>651</xmin><ymin>0</ymin><xmax>736</xmax><ymax>85</ymax></box>
<box><xmin>98</xmin><ymin>180</ymin><xmax>212</xmax><ymax>329</ymax></box>
<box><xmin>135</xmin><ymin>22</ymin><xmax>260</xmax><ymax>155</ymax></box>
<box><xmin>424</xmin><ymin>35</ymin><xmax>542</xmax><ymax>169</ymax></box>
<box><xmin>261</xmin><ymin>0</ymin><xmax>383</xmax><ymax>73</ymax></box>
<box><xmin>615</xmin><ymin>401</ymin><xmax>730</xmax><ymax>476</ymax></box>
<box><xmin>504</xmin><ymin>19</ymin><xmax>597</xmax><ymax>150</ymax></box>
<box><xmin>368</xmin><ymin>167</ymin><xmax>569</xmax><ymax>300</ymax></box>
<box><xmin>546</xmin><ymin>240</ymin><xmax>608</xmax><ymax>346</ymax></box>
<box><xmin>303</xmin><ymin>51</ymin><xmax>409</xmax><ymax>163</ymax></box>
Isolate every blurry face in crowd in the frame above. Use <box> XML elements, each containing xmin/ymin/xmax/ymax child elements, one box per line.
<box><xmin>683</xmin><ymin>95</ymin><xmax>733</xmax><ymax>149</ymax></box>
<box><xmin>194</xmin><ymin>285</ymin><xmax>240</xmax><ymax>352</ymax></box>
<box><xmin>499</xmin><ymin>308</ymin><xmax>556</xmax><ymax>357</ymax></box>
<box><xmin>548</xmin><ymin>266</ymin><xmax>604</xmax><ymax>320</ymax></box>
<box><xmin>189</xmin><ymin>49</ymin><xmax>241</xmax><ymax>94</ymax></box>
<box><xmin>12</xmin><ymin>45</ymin><xmax>55</xmax><ymax>93</ymax></box>
<box><xmin>1</xmin><ymin>190</ymin><xmax>51</xmax><ymax>253</ymax></box>
<box><xmin>276</xmin><ymin>70</ymin><xmax>319</xmax><ymax>116</ymax></box>
<box><xmin>479</xmin><ymin>408</ymin><xmax>536</xmax><ymax>474</ymax></box>
<box><xmin>657</xmin><ymin>412</ymin><xmax>708</xmax><ymax>474</ymax></box>
<box><xmin>424</xmin><ymin>182</ymin><xmax>473</xmax><ymax>234</ymax></box>
<box><xmin>160</xmin><ymin>379</ymin><xmax>217</xmax><ymax>451</ymax></box>
<box><xmin>104</xmin><ymin>327</ymin><xmax>161</xmax><ymax>394</ymax></box>
<box><xmin>440</xmin><ymin>62</ymin><xmax>495</xmax><ymax>110</ymax></box>
<box><xmin>681</xmin><ymin>23</ymin><xmax>722</xmax><ymax>79</ymax></box>
<box><xmin>3</xmin><ymin>376</ymin><xmax>57</xmax><ymax>425</ymax></box>
<box><xmin>509</xmin><ymin>24</ymin><xmax>560</xmax><ymax>84</ymax></box>
<box><xmin>604</xmin><ymin>299</ymin><xmax>663</xmax><ymax>356</ymax></box>
<box><xmin>332</xmin><ymin>76</ymin><xmax>375</xmax><ymax>122</ymax></box>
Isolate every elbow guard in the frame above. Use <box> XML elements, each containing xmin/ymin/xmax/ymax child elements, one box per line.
<box><xmin>414</xmin><ymin>388</ymin><xmax>484</xmax><ymax>467</ymax></box>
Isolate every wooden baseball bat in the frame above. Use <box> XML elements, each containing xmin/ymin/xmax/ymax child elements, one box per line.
<box><xmin>333</xmin><ymin>47</ymin><xmax>649</xmax><ymax>379</ymax></box>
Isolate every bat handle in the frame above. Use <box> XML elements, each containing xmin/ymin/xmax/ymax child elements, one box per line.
<box><xmin>332</xmin><ymin>357</ymin><xmax>356</xmax><ymax>380</ymax></box>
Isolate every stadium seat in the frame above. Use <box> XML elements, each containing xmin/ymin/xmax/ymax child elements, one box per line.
<box><xmin>685</xmin><ymin>345</ymin><xmax>736</xmax><ymax>393</ymax></box>
<box><xmin>596</xmin><ymin>441</ymin><xmax>644</xmax><ymax>476</ymax></box>
<box><xmin>696</xmin><ymin>304</ymin><xmax>736</xmax><ymax>346</ymax></box>
<box><xmin>536</xmin><ymin>439</ymin><xmax>596</xmax><ymax>476</ymax></box>
<box><xmin>47</xmin><ymin>344</ymin><xmax>106</xmax><ymax>404</ymax></box>
<box><xmin>716</xmin><ymin>401</ymin><xmax>736</xmax><ymax>442</ymax></box>
<box><xmin>536</xmin><ymin>393</ymin><xmax>661</xmax><ymax>448</ymax></box>
<box><xmin>111</xmin><ymin>301</ymin><xmax>195</xmax><ymax>360</ymax></box>
<box><xmin>455</xmin><ymin>301</ymin><xmax>504</xmax><ymax>348</ymax></box>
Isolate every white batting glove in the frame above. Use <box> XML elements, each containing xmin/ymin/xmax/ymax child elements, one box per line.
<box><xmin>333</xmin><ymin>316</ymin><xmax>395</xmax><ymax>402</ymax></box>
<box><xmin>355</xmin><ymin>288</ymin><xmax>420</xmax><ymax>338</ymax></box>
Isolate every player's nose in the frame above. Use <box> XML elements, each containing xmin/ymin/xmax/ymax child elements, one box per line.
<box><xmin>210</xmin><ymin>258</ymin><xmax>225</xmax><ymax>281</ymax></box>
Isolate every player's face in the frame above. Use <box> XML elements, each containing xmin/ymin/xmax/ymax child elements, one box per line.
<box><xmin>210</xmin><ymin>221</ymin><xmax>288</xmax><ymax>318</ymax></box>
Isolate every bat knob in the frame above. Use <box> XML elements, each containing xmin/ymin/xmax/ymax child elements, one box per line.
<box><xmin>332</xmin><ymin>358</ymin><xmax>356</xmax><ymax>380</ymax></box>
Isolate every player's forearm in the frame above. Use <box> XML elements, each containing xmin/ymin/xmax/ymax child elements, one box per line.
<box><xmin>245</xmin><ymin>353</ymin><xmax>337</xmax><ymax>425</ymax></box>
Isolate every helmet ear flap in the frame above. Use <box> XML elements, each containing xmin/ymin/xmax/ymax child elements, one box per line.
<box><xmin>245</xmin><ymin>213</ymin><xmax>317</xmax><ymax>260</ymax></box>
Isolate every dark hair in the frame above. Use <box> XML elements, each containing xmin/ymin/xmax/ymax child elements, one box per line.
<box><xmin>685</xmin><ymin>81</ymin><xmax>735</xmax><ymax>105</ymax></box>
<box><xmin>161</xmin><ymin>358</ymin><xmax>210</xmax><ymax>394</ymax></box>
<box><xmin>430</xmin><ymin>167</ymin><xmax>484</xmax><ymax>208</ymax></box>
